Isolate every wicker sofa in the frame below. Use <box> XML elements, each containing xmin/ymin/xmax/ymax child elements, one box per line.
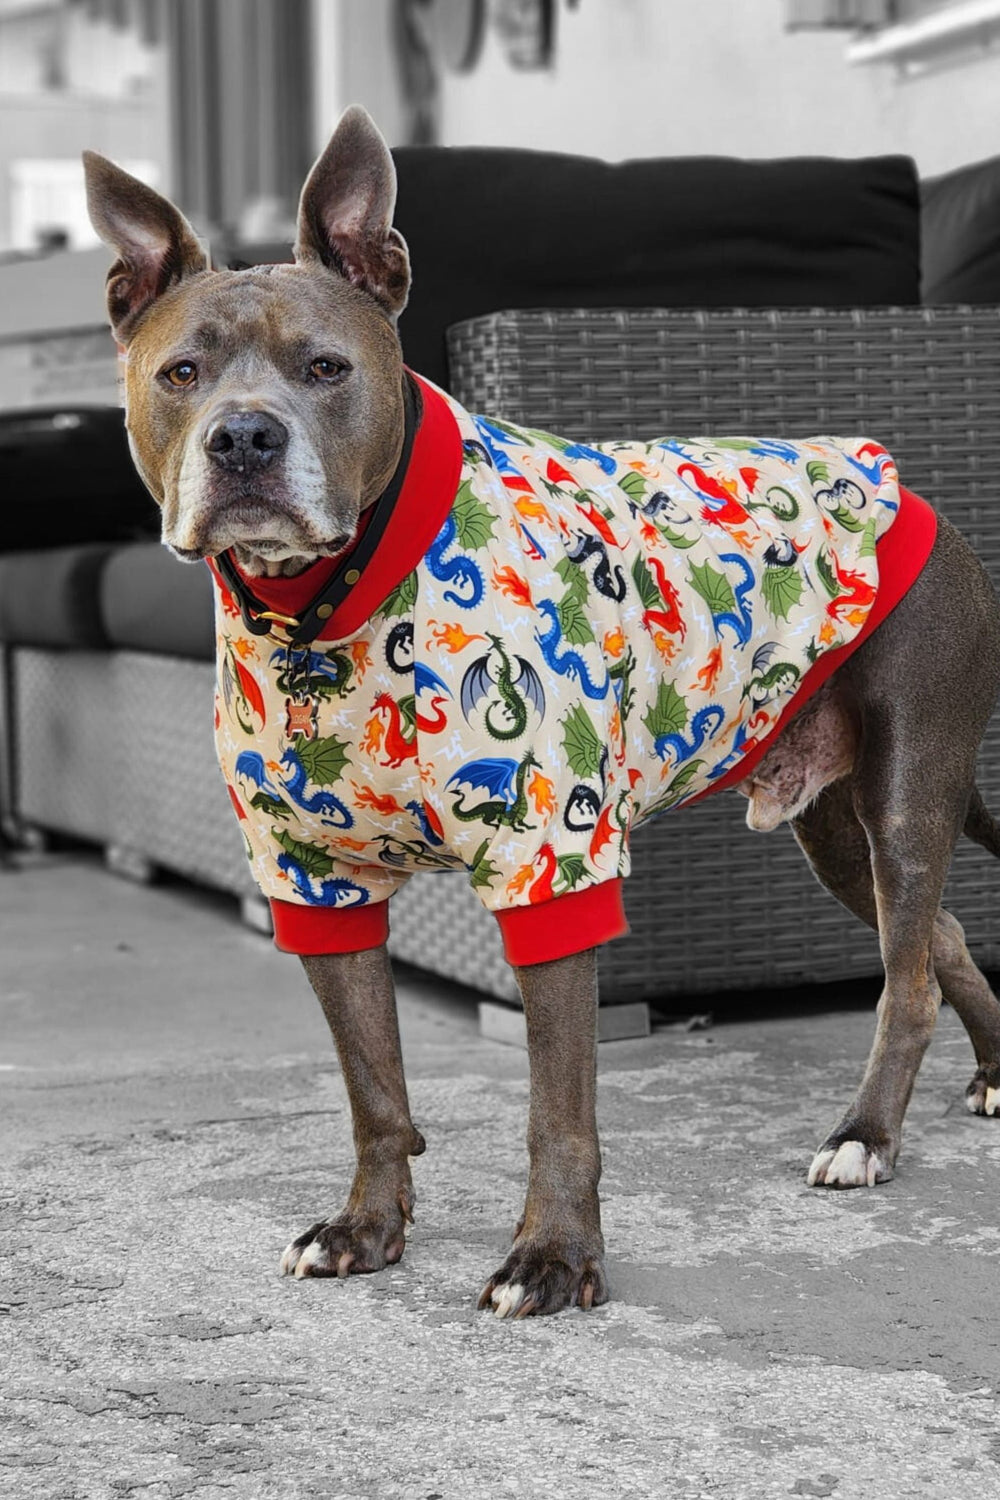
<box><xmin>3</xmin><ymin>146</ymin><xmax>1000</xmax><ymax>1011</ymax></box>
<box><xmin>6</xmin><ymin>304</ymin><xmax>1000</xmax><ymax>1009</ymax></box>
<box><xmin>393</xmin><ymin>304</ymin><xmax>1000</xmax><ymax>1001</ymax></box>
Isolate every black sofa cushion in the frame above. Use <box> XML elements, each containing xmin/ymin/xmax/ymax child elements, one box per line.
<box><xmin>921</xmin><ymin>154</ymin><xmax>1000</xmax><ymax>303</ymax></box>
<box><xmin>0</xmin><ymin>406</ymin><xmax>159</xmax><ymax>554</ymax></box>
<box><xmin>0</xmin><ymin>544</ymin><xmax>113</xmax><ymax>648</ymax></box>
<box><xmin>391</xmin><ymin>148</ymin><xmax>922</xmax><ymax>387</ymax></box>
<box><xmin>100</xmin><ymin>542</ymin><xmax>215</xmax><ymax>661</ymax></box>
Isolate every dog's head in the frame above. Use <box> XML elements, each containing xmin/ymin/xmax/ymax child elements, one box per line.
<box><xmin>83</xmin><ymin>106</ymin><xmax>410</xmax><ymax>576</ymax></box>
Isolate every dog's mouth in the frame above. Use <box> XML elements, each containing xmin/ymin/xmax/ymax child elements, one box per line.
<box><xmin>240</xmin><ymin>528</ymin><xmax>355</xmax><ymax>557</ymax></box>
<box><xmin>241</xmin><ymin>533</ymin><xmax>351</xmax><ymax>557</ymax></box>
<box><xmin>171</xmin><ymin>532</ymin><xmax>354</xmax><ymax>564</ymax></box>
<box><xmin>169</xmin><ymin>496</ymin><xmax>356</xmax><ymax>564</ymax></box>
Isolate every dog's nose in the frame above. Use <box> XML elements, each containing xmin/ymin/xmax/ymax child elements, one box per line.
<box><xmin>203</xmin><ymin>410</ymin><xmax>288</xmax><ymax>473</ymax></box>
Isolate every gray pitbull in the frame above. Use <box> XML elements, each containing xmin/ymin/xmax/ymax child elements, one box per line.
<box><xmin>84</xmin><ymin>106</ymin><xmax>1000</xmax><ymax>1318</ymax></box>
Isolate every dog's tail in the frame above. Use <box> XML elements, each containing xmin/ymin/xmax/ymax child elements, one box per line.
<box><xmin>964</xmin><ymin>784</ymin><xmax>1000</xmax><ymax>858</ymax></box>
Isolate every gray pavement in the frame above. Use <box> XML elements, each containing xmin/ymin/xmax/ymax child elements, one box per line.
<box><xmin>3</xmin><ymin>849</ymin><xmax>1000</xmax><ymax>1498</ymax></box>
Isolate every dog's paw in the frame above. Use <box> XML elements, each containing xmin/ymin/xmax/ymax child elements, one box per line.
<box><xmin>965</xmin><ymin>1063</ymin><xmax>1000</xmax><ymax>1116</ymax></box>
<box><xmin>477</xmin><ymin>1238</ymin><xmax>608</xmax><ymax>1319</ymax></box>
<box><xmin>807</xmin><ymin>1138</ymin><xmax>892</xmax><ymax>1188</ymax></box>
<box><xmin>280</xmin><ymin>1193</ymin><xmax>412</xmax><ymax>1280</ymax></box>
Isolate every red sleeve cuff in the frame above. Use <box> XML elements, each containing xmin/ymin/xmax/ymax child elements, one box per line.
<box><xmin>269</xmin><ymin>897</ymin><xmax>389</xmax><ymax>955</ymax></box>
<box><xmin>496</xmin><ymin>879</ymin><xmax>629</xmax><ymax>966</ymax></box>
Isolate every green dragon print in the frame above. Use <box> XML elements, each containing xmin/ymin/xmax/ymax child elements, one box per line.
<box><xmin>446</xmin><ymin>750</ymin><xmax>539</xmax><ymax>832</ymax></box>
<box><xmin>461</xmin><ymin>633</ymin><xmax>546</xmax><ymax>742</ymax></box>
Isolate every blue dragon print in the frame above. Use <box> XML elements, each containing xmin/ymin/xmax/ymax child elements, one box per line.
<box><xmin>278</xmin><ymin>746</ymin><xmax>353</xmax><ymax>827</ymax></box>
<box><xmin>712</xmin><ymin>554</ymin><xmax>755</xmax><ymax>644</ymax></box>
<box><xmin>426</xmin><ymin>512</ymin><xmax>484</xmax><ymax>608</ymax></box>
<box><xmin>276</xmin><ymin>856</ymin><xmax>369</xmax><ymax>908</ymax></box>
<box><xmin>535</xmin><ymin>600</ymin><xmax>609</xmax><ymax>701</ymax></box>
<box><xmin>653</xmin><ymin>704</ymin><xmax>726</xmax><ymax>765</ymax></box>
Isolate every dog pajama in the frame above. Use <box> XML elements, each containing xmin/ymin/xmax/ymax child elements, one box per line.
<box><xmin>209</xmin><ymin>373</ymin><xmax>936</xmax><ymax>964</ymax></box>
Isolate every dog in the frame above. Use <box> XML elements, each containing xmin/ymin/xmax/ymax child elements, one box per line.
<box><xmin>84</xmin><ymin>106</ymin><xmax>1000</xmax><ymax>1319</ymax></box>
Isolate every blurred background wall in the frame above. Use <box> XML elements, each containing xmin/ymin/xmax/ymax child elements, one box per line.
<box><xmin>0</xmin><ymin>0</ymin><xmax>166</xmax><ymax>252</ymax></box>
<box><xmin>1</xmin><ymin>0</ymin><xmax>998</xmax><ymax>260</ymax></box>
<box><xmin>428</xmin><ymin>0</ymin><xmax>1000</xmax><ymax>170</ymax></box>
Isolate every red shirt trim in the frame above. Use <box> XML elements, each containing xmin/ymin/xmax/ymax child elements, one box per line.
<box><xmin>270</xmin><ymin>896</ymin><xmax>389</xmax><ymax>955</ymax></box>
<box><xmin>495</xmin><ymin>879</ymin><xmax>629</xmax><ymax>966</ymax></box>
<box><xmin>207</xmin><ymin>372</ymin><xmax>463</xmax><ymax>640</ymax></box>
<box><xmin>687</xmin><ymin>484</ymin><xmax>938</xmax><ymax>802</ymax></box>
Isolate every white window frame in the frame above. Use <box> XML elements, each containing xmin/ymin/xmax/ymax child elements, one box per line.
<box><xmin>9</xmin><ymin>157</ymin><xmax>157</xmax><ymax>252</ymax></box>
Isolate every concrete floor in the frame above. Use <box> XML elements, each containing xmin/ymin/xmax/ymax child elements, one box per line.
<box><xmin>3</xmin><ymin>849</ymin><xmax>1000</xmax><ymax>1499</ymax></box>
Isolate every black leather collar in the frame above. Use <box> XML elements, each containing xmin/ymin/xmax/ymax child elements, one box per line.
<box><xmin>214</xmin><ymin>371</ymin><xmax>420</xmax><ymax>647</ymax></box>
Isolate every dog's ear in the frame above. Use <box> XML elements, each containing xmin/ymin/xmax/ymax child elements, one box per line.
<box><xmin>294</xmin><ymin>105</ymin><xmax>410</xmax><ymax>319</ymax></box>
<box><xmin>83</xmin><ymin>152</ymin><xmax>208</xmax><ymax>343</ymax></box>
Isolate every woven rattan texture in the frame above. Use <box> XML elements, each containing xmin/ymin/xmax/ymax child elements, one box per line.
<box><xmin>14</xmin><ymin>649</ymin><xmax>116</xmax><ymax>844</ymax></box>
<box><xmin>12</xmin><ymin>647</ymin><xmax>254</xmax><ymax>896</ymax></box>
<box><xmin>108</xmin><ymin>653</ymin><xmax>255</xmax><ymax>894</ymax></box>
<box><xmin>402</xmin><ymin>305</ymin><xmax>1000</xmax><ymax>1001</ymax></box>
<box><xmin>389</xmin><ymin>873</ymin><xmax>519</xmax><ymax>999</ymax></box>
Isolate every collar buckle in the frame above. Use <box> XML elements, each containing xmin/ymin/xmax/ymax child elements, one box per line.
<box><xmin>251</xmin><ymin>607</ymin><xmax>301</xmax><ymax>643</ymax></box>
<box><xmin>254</xmin><ymin>608</ymin><xmax>301</xmax><ymax>629</ymax></box>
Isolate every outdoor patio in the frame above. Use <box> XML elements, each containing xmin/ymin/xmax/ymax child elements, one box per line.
<box><xmin>3</xmin><ymin>848</ymin><xmax>999</xmax><ymax>1498</ymax></box>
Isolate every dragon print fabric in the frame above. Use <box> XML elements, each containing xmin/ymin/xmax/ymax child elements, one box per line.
<box><xmin>212</xmin><ymin>379</ymin><xmax>904</xmax><ymax>924</ymax></box>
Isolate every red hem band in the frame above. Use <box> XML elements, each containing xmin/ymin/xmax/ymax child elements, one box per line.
<box><xmin>270</xmin><ymin>897</ymin><xmax>389</xmax><ymax>955</ymax></box>
<box><xmin>688</xmin><ymin>484</ymin><xmax>938</xmax><ymax>802</ymax></box>
<box><xmin>496</xmin><ymin>879</ymin><xmax>629</xmax><ymax>966</ymax></box>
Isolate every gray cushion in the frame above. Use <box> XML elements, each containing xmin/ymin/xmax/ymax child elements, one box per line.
<box><xmin>100</xmin><ymin>543</ymin><xmax>215</xmax><ymax>661</ymax></box>
<box><xmin>922</xmin><ymin>154</ymin><xmax>1000</xmax><ymax>303</ymax></box>
<box><xmin>390</xmin><ymin>148</ymin><xmax>923</xmax><ymax>388</ymax></box>
<box><xmin>0</xmin><ymin>545</ymin><xmax>113</xmax><ymax>648</ymax></box>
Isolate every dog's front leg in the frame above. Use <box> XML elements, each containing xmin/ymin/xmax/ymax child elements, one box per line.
<box><xmin>280</xmin><ymin>946</ymin><xmax>425</xmax><ymax>1279</ymax></box>
<box><xmin>480</xmin><ymin>948</ymin><xmax>608</xmax><ymax>1318</ymax></box>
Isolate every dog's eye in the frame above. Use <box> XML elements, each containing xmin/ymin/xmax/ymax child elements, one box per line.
<box><xmin>309</xmin><ymin>357</ymin><xmax>350</xmax><ymax>382</ymax></box>
<box><xmin>163</xmin><ymin>361</ymin><xmax>197</xmax><ymax>388</ymax></box>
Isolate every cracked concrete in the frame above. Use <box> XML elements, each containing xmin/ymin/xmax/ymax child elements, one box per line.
<box><xmin>3</xmin><ymin>849</ymin><xmax>1000</xmax><ymax>1497</ymax></box>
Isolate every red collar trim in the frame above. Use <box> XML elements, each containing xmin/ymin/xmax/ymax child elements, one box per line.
<box><xmin>208</xmin><ymin>371</ymin><xmax>462</xmax><ymax>641</ymax></box>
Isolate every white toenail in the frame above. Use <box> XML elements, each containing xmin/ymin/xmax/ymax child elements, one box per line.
<box><xmin>807</xmin><ymin>1148</ymin><xmax>835</xmax><ymax>1186</ymax></box>
<box><xmin>293</xmin><ymin>1241</ymin><xmax>327</xmax><ymax>1278</ymax></box>
<box><xmin>492</xmin><ymin>1282</ymin><xmax>524</xmax><ymax>1318</ymax></box>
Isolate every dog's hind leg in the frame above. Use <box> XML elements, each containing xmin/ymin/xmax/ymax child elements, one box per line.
<box><xmin>954</xmin><ymin>784</ymin><xmax>1000</xmax><ymax>1087</ymax></box>
<box><xmin>792</xmin><ymin>514</ymin><xmax>1000</xmax><ymax>1186</ymax></box>
<box><xmin>793</xmin><ymin>780</ymin><xmax>1000</xmax><ymax>1174</ymax></box>
<box><xmin>934</xmin><ymin>905</ymin><xmax>1000</xmax><ymax>1116</ymax></box>
<box><xmin>791</xmin><ymin>771</ymin><xmax>952</xmax><ymax>1186</ymax></box>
